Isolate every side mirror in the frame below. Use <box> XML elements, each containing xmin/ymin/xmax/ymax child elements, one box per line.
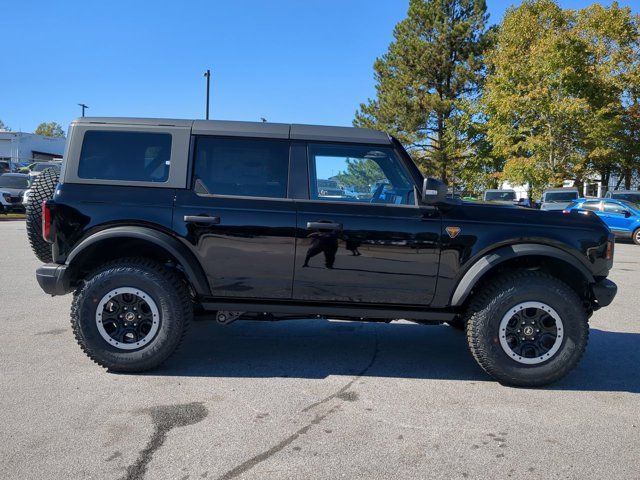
<box><xmin>421</xmin><ymin>177</ymin><xmax>447</xmax><ymax>205</ymax></box>
<box><xmin>624</xmin><ymin>210</ymin><xmax>632</xmax><ymax>218</ymax></box>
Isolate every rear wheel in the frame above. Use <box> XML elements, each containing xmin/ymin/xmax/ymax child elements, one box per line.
<box><xmin>70</xmin><ymin>258</ymin><xmax>192</xmax><ymax>372</ymax></box>
<box><xmin>466</xmin><ymin>271</ymin><xmax>588</xmax><ymax>387</ymax></box>
<box><xmin>633</xmin><ymin>228</ymin><xmax>640</xmax><ymax>246</ymax></box>
<box><xmin>26</xmin><ymin>168</ymin><xmax>59</xmax><ymax>262</ymax></box>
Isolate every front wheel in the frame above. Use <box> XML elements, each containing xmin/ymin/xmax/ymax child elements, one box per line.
<box><xmin>466</xmin><ymin>271</ymin><xmax>588</xmax><ymax>387</ymax></box>
<box><xmin>71</xmin><ymin>258</ymin><xmax>192</xmax><ymax>372</ymax></box>
<box><xmin>633</xmin><ymin>228</ymin><xmax>640</xmax><ymax>246</ymax></box>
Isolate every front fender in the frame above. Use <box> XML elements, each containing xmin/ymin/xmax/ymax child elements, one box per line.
<box><xmin>449</xmin><ymin>243</ymin><xmax>595</xmax><ymax>307</ymax></box>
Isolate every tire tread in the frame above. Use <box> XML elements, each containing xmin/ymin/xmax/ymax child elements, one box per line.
<box><xmin>70</xmin><ymin>257</ymin><xmax>192</xmax><ymax>372</ymax></box>
<box><xmin>465</xmin><ymin>270</ymin><xmax>589</xmax><ymax>387</ymax></box>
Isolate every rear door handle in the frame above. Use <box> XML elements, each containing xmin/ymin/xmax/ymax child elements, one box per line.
<box><xmin>306</xmin><ymin>222</ymin><xmax>342</xmax><ymax>230</ymax></box>
<box><xmin>184</xmin><ymin>215</ymin><xmax>220</xmax><ymax>225</ymax></box>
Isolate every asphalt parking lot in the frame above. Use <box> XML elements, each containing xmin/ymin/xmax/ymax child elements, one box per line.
<box><xmin>1</xmin><ymin>220</ymin><xmax>639</xmax><ymax>480</ymax></box>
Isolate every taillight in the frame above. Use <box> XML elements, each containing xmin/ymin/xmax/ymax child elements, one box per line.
<box><xmin>42</xmin><ymin>200</ymin><xmax>52</xmax><ymax>242</ymax></box>
<box><xmin>606</xmin><ymin>240</ymin><xmax>614</xmax><ymax>260</ymax></box>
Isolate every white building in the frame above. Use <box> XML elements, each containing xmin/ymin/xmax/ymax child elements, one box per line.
<box><xmin>0</xmin><ymin>131</ymin><xmax>65</xmax><ymax>169</ymax></box>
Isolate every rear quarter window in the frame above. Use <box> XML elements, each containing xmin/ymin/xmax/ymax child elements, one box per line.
<box><xmin>78</xmin><ymin>131</ymin><xmax>172</xmax><ymax>182</ymax></box>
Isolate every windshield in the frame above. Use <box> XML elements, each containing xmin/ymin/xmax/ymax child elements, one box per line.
<box><xmin>485</xmin><ymin>191</ymin><xmax>516</xmax><ymax>201</ymax></box>
<box><xmin>612</xmin><ymin>193</ymin><xmax>640</xmax><ymax>205</ymax></box>
<box><xmin>0</xmin><ymin>175</ymin><xmax>29</xmax><ymax>189</ymax></box>
<box><xmin>33</xmin><ymin>163</ymin><xmax>59</xmax><ymax>172</ymax></box>
<box><xmin>544</xmin><ymin>191</ymin><xmax>578</xmax><ymax>202</ymax></box>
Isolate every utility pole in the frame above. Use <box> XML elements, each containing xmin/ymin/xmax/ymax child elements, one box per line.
<box><xmin>78</xmin><ymin>103</ymin><xmax>89</xmax><ymax>117</ymax></box>
<box><xmin>203</xmin><ymin>70</ymin><xmax>211</xmax><ymax>120</ymax></box>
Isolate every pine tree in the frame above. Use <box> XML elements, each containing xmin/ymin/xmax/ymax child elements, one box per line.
<box><xmin>354</xmin><ymin>0</ymin><xmax>492</xmax><ymax>184</ymax></box>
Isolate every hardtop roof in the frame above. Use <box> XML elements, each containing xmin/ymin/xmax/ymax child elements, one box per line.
<box><xmin>72</xmin><ymin>117</ymin><xmax>391</xmax><ymax>145</ymax></box>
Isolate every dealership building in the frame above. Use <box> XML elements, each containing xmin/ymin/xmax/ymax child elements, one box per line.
<box><xmin>0</xmin><ymin>131</ymin><xmax>65</xmax><ymax>169</ymax></box>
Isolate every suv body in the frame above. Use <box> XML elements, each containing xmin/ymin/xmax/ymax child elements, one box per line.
<box><xmin>33</xmin><ymin>117</ymin><xmax>617</xmax><ymax>386</ymax></box>
<box><xmin>604</xmin><ymin>189</ymin><xmax>640</xmax><ymax>206</ymax></box>
<box><xmin>540</xmin><ymin>188</ymin><xmax>580</xmax><ymax>211</ymax></box>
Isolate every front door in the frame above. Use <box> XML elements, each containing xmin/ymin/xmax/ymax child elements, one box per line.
<box><xmin>292</xmin><ymin>143</ymin><xmax>441</xmax><ymax>305</ymax></box>
<box><xmin>601</xmin><ymin>200</ymin><xmax>635</xmax><ymax>233</ymax></box>
<box><xmin>173</xmin><ymin>136</ymin><xmax>296</xmax><ymax>299</ymax></box>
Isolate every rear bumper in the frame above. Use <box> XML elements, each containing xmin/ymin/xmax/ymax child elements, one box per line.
<box><xmin>36</xmin><ymin>264</ymin><xmax>71</xmax><ymax>296</ymax></box>
<box><xmin>591</xmin><ymin>278</ymin><xmax>617</xmax><ymax>308</ymax></box>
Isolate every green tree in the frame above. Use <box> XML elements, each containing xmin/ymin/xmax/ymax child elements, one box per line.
<box><xmin>334</xmin><ymin>158</ymin><xmax>385</xmax><ymax>190</ymax></box>
<box><xmin>35</xmin><ymin>122</ymin><xmax>65</xmax><ymax>138</ymax></box>
<box><xmin>354</xmin><ymin>0</ymin><xmax>493</xmax><ymax>184</ymax></box>
<box><xmin>483</xmin><ymin>0</ymin><xmax>596</xmax><ymax>198</ymax></box>
<box><xmin>0</xmin><ymin>119</ymin><xmax>10</xmax><ymax>132</ymax></box>
<box><xmin>574</xmin><ymin>2</ymin><xmax>640</xmax><ymax>191</ymax></box>
<box><xmin>484</xmin><ymin>0</ymin><xmax>640</xmax><ymax>198</ymax></box>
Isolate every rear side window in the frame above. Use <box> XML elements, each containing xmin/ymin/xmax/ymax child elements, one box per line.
<box><xmin>194</xmin><ymin>137</ymin><xmax>289</xmax><ymax>198</ymax></box>
<box><xmin>581</xmin><ymin>201</ymin><xmax>601</xmax><ymax>212</ymax></box>
<box><xmin>78</xmin><ymin>131</ymin><xmax>172</xmax><ymax>182</ymax></box>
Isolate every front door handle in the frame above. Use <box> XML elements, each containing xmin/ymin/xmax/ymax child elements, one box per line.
<box><xmin>184</xmin><ymin>215</ymin><xmax>221</xmax><ymax>225</ymax></box>
<box><xmin>306</xmin><ymin>221</ymin><xmax>342</xmax><ymax>230</ymax></box>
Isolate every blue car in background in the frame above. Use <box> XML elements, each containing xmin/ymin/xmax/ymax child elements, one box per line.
<box><xmin>565</xmin><ymin>198</ymin><xmax>640</xmax><ymax>245</ymax></box>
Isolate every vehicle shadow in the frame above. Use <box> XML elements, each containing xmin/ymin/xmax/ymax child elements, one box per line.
<box><xmin>152</xmin><ymin>320</ymin><xmax>640</xmax><ymax>393</ymax></box>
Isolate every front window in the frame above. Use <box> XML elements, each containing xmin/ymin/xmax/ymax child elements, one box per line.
<box><xmin>604</xmin><ymin>202</ymin><xmax>628</xmax><ymax>215</ymax></box>
<box><xmin>308</xmin><ymin>144</ymin><xmax>415</xmax><ymax>205</ymax></box>
<box><xmin>0</xmin><ymin>175</ymin><xmax>29</xmax><ymax>189</ymax></box>
<box><xmin>544</xmin><ymin>191</ymin><xmax>578</xmax><ymax>202</ymax></box>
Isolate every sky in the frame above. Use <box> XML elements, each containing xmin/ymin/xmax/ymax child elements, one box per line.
<box><xmin>1</xmin><ymin>0</ymin><xmax>638</xmax><ymax>134</ymax></box>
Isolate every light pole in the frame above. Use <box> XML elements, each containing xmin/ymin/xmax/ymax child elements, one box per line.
<box><xmin>204</xmin><ymin>70</ymin><xmax>211</xmax><ymax>120</ymax></box>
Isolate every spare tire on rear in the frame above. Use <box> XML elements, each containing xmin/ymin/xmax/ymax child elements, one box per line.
<box><xmin>26</xmin><ymin>168</ymin><xmax>59</xmax><ymax>263</ymax></box>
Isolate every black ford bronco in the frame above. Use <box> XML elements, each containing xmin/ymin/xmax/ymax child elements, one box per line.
<box><xmin>28</xmin><ymin>117</ymin><xmax>617</xmax><ymax>386</ymax></box>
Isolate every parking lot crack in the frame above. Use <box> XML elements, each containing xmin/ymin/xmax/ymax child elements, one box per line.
<box><xmin>301</xmin><ymin>327</ymin><xmax>379</xmax><ymax>413</ymax></box>
<box><xmin>216</xmin><ymin>329</ymin><xmax>379</xmax><ymax>480</ymax></box>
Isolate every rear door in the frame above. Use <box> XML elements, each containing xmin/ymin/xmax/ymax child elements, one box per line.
<box><xmin>291</xmin><ymin>142</ymin><xmax>441</xmax><ymax>305</ymax></box>
<box><xmin>173</xmin><ymin>135</ymin><xmax>297</xmax><ymax>299</ymax></box>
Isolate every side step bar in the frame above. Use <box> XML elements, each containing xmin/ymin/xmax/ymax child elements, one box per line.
<box><xmin>200</xmin><ymin>299</ymin><xmax>456</xmax><ymax>322</ymax></box>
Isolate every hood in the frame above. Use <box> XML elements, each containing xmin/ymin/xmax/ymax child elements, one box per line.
<box><xmin>457</xmin><ymin>201</ymin><xmax>609</xmax><ymax>232</ymax></box>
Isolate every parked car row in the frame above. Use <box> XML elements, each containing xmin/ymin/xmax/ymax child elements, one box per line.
<box><xmin>565</xmin><ymin>198</ymin><xmax>640</xmax><ymax>245</ymax></box>
<box><xmin>478</xmin><ymin>187</ymin><xmax>639</xmax><ymax>245</ymax></box>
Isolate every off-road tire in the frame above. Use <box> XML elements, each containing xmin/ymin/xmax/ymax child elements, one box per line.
<box><xmin>70</xmin><ymin>258</ymin><xmax>192</xmax><ymax>372</ymax></box>
<box><xmin>633</xmin><ymin>228</ymin><xmax>640</xmax><ymax>246</ymax></box>
<box><xmin>26</xmin><ymin>168</ymin><xmax>59</xmax><ymax>262</ymax></box>
<box><xmin>466</xmin><ymin>271</ymin><xmax>588</xmax><ymax>387</ymax></box>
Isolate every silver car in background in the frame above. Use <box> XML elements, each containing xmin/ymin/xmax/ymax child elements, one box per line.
<box><xmin>540</xmin><ymin>188</ymin><xmax>579</xmax><ymax>211</ymax></box>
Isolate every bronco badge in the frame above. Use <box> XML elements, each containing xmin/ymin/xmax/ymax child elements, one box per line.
<box><xmin>446</xmin><ymin>226</ymin><xmax>461</xmax><ymax>239</ymax></box>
